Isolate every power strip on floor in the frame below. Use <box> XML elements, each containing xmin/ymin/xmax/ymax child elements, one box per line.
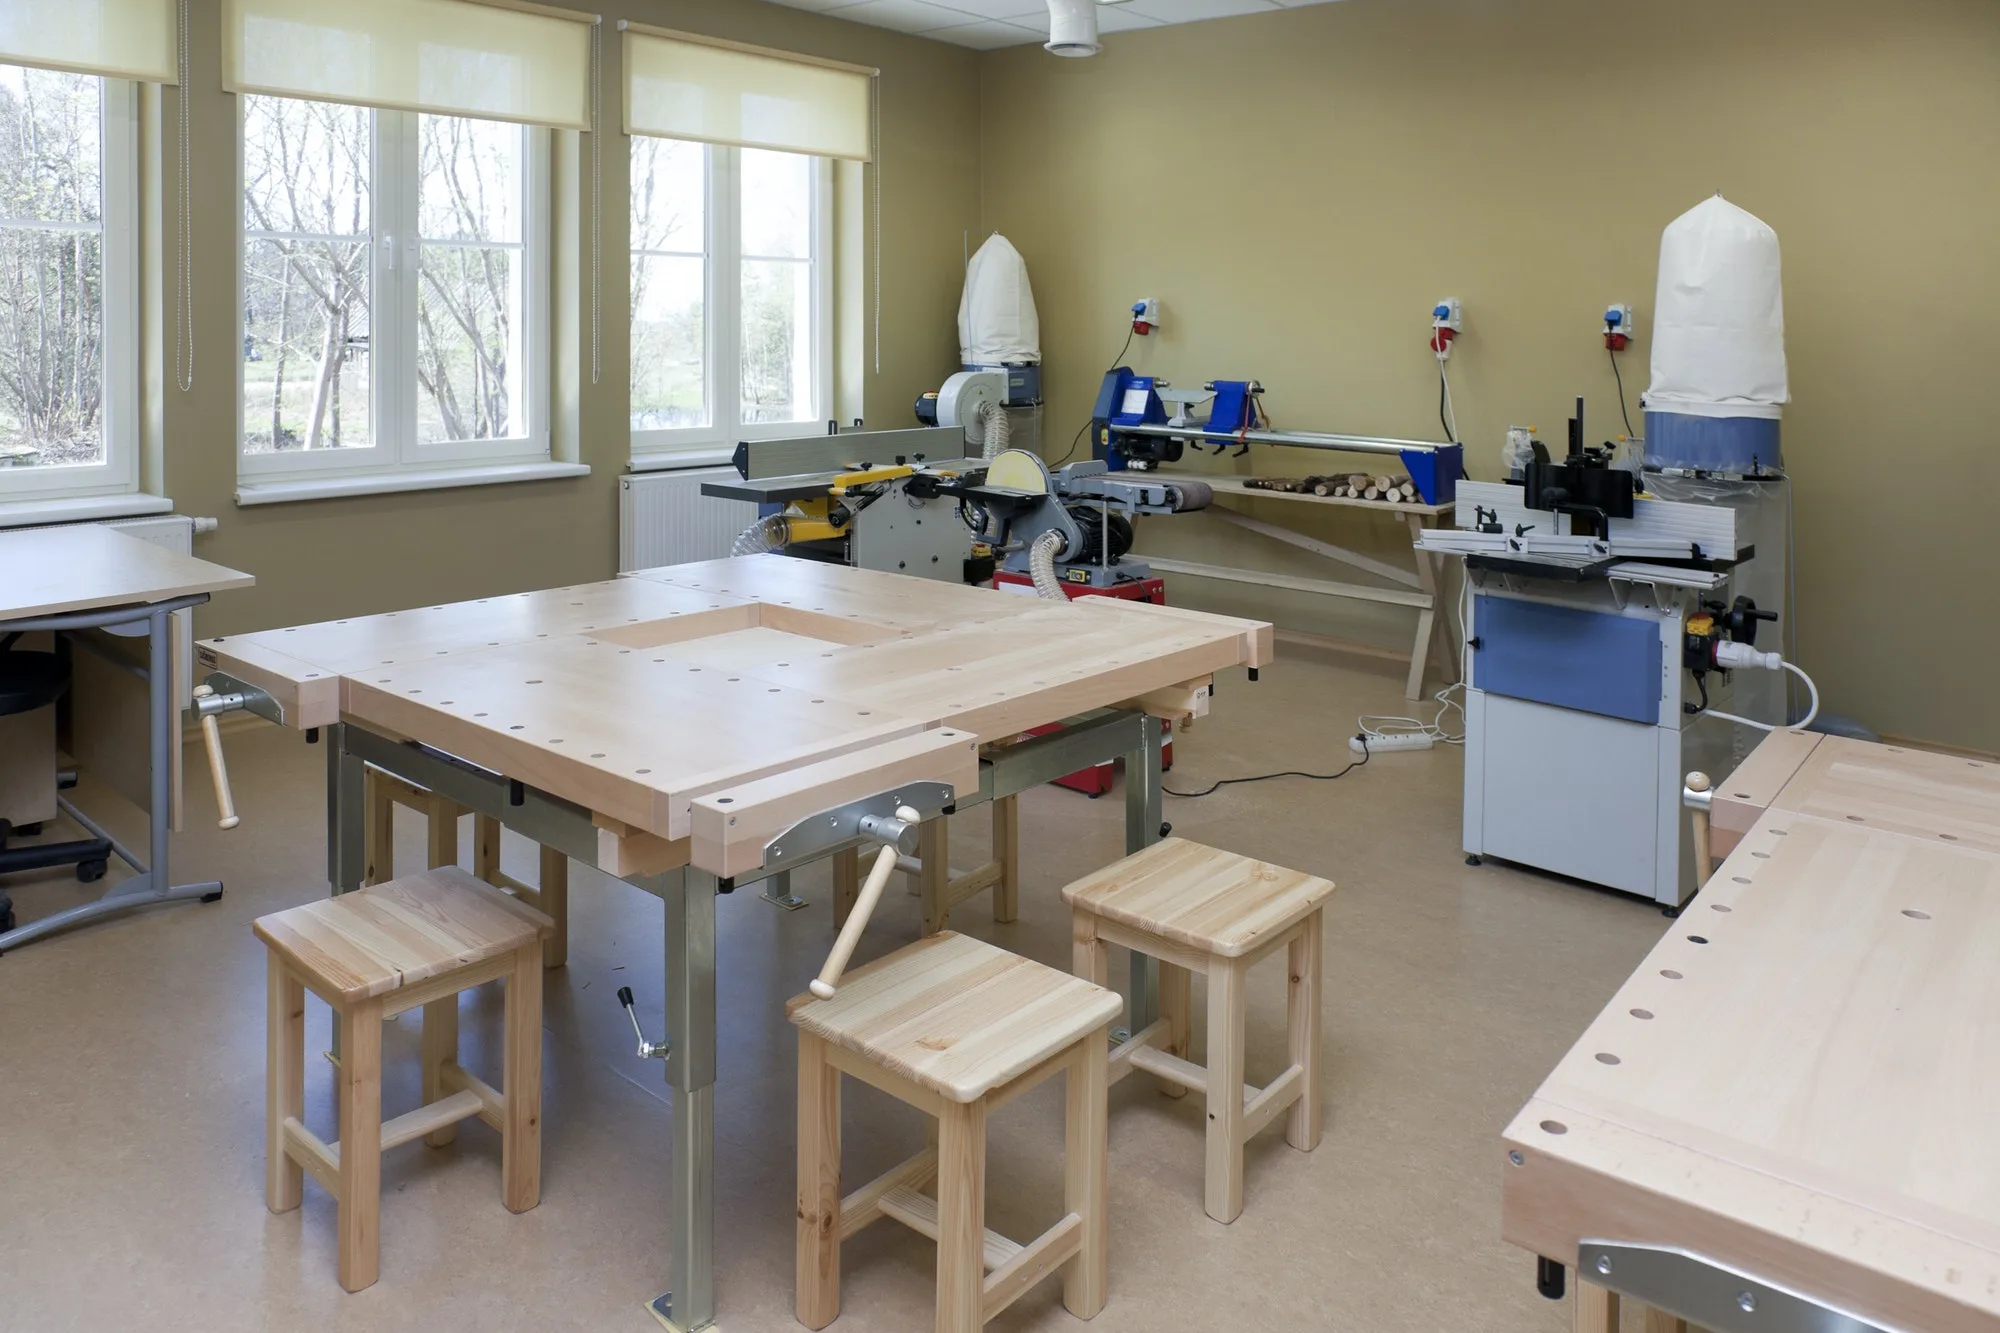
<box><xmin>1350</xmin><ymin>732</ymin><xmax>1435</xmax><ymax>755</ymax></box>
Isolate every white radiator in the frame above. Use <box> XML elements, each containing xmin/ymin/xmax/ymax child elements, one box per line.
<box><xmin>619</xmin><ymin>467</ymin><xmax>757</xmax><ymax>572</ymax></box>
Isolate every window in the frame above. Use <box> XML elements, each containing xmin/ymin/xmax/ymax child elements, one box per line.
<box><xmin>631</xmin><ymin>141</ymin><xmax>830</xmax><ymax>460</ymax></box>
<box><xmin>0</xmin><ymin>65</ymin><xmax>136</xmax><ymax>501</ymax></box>
<box><xmin>239</xmin><ymin>95</ymin><xmax>549</xmax><ymax>485</ymax></box>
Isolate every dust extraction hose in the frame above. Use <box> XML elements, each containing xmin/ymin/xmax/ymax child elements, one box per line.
<box><xmin>981</xmin><ymin>403</ymin><xmax>1011</xmax><ymax>460</ymax></box>
<box><xmin>731</xmin><ymin>513</ymin><xmax>790</xmax><ymax>557</ymax></box>
<box><xmin>1027</xmin><ymin>528</ymin><xmax>1068</xmax><ymax>600</ymax></box>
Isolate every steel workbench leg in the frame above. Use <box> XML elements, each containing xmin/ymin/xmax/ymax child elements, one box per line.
<box><xmin>326</xmin><ymin>722</ymin><xmax>367</xmax><ymax>898</ymax></box>
<box><xmin>652</xmin><ymin>866</ymin><xmax>719</xmax><ymax>1332</ymax></box>
<box><xmin>1124</xmin><ymin>713</ymin><xmax>1164</xmax><ymax>1030</ymax></box>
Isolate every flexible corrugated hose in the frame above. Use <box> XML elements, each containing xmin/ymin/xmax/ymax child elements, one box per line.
<box><xmin>1027</xmin><ymin>528</ymin><xmax>1068</xmax><ymax>600</ymax></box>
<box><xmin>982</xmin><ymin>403</ymin><xmax>1010</xmax><ymax>459</ymax></box>
<box><xmin>731</xmin><ymin>513</ymin><xmax>791</xmax><ymax>557</ymax></box>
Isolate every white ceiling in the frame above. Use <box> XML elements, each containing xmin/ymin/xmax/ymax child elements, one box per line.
<box><xmin>766</xmin><ymin>0</ymin><xmax>1341</xmax><ymax>51</ymax></box>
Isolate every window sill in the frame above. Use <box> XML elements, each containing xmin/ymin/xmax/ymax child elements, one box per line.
<box><xmin>0</xmin><ymin>492</ymin><xmax>174</xmax><ymax>530</ymax></box>
<box><xmin>628</xmin><ymin>448</ymin><xmax>737</xmax><ymax>473</ymax></box>
<box><xmin>235</xmin><ymin>461</ymin><xmax>590</xmax><ymax>507</ymax></box>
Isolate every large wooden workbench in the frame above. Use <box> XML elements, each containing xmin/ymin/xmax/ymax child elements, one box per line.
<box><xmin>198</xmin><ymin>556</ymin><xmax>1272</xmax><ymax>1331</ymax></box>
<box><xmin>1503</xmin><ymin>732</ymin><xmax>2000</xmax><ymax>1333</ymax></box>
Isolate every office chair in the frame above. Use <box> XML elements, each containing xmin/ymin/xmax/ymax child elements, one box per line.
<box><xmin>0</xmin><ymin>632</ymin><xmax>112</xmax><ymax>934</ymax></box>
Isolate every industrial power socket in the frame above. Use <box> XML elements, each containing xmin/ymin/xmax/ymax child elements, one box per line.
<box><xmin>1350</xmin><ymin>732</ymin><xmax>1435</xmax><ymax>755</ymax></box>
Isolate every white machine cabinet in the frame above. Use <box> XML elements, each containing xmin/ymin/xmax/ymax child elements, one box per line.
<box><xmin>1461</xmin><ymin>575</ymin><xmax>1740</xmax><ymax>906</ymax></box>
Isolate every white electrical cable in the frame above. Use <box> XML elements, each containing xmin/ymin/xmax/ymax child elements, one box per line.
<box><xmin>1704</xmin><ymin>660</ymin><xmax>1819</xmax><ymax>733</ymax></box>
<box><xmin>1356</xmin><ymin>567</ymin><xmax>1470</xmax><ymax>745</ymax></box>
<box><xmin>174</xmin><ymin>0</ymin><xmax>193</xmax><ymax>393</ymax></box>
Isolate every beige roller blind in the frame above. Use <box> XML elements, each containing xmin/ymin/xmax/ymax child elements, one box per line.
<box><xmin>0</xmin><ymin>0</ymin><xmax>177</xmax><ymax>83</ymax></box>
<box><xmin>222</xmin><ymin>0</ymin><xmax>594</xmax><ymax>130</ymax></box>
<box><xmin>623</xmin><ymin>25</ymin><xmax>873</xmax><ymax>162</ymax></box>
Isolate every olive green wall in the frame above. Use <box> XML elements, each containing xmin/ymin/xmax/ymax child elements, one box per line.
<box><xmin>978</xmin><ymin>0</ymin><xmax>2000</xmax><ymax>751</ymax></box>
<box><xmin>166</xmin><ymin>0</ymin><xmax>982</xmax><ymax>637</ymax></box>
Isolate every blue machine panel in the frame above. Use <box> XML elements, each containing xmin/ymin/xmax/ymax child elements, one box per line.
<box><xmin>1473</xmin><ymin>597</ymin><xmax>1663</xmax><ymax>725</ymax></box>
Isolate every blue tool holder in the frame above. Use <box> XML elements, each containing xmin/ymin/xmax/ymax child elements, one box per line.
<box><xmin>1400</xmin><ymin>443</ymin><xmax>1461</xmax><ymax>506</ymax></box>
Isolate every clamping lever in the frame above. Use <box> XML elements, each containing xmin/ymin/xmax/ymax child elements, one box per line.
<box><xmin>810</xmin><ymin>805</ymin><xmax>922</xmax><ymax>1000</ymax></box>
<box><xmin>190</xmin><ymin>684</ymin><xmax>242</xmax><ymax>830</ymax></box>
<box><xmin>616</xmin><ymin>986</ymin><xmax>671</xmax><ymax>1059</ymax></box>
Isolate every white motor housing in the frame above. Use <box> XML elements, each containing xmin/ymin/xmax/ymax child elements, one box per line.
<box><xmin>936</xmin><ymin>370</ymin><xmax>1007</xmax><ymax>456</ymax></box>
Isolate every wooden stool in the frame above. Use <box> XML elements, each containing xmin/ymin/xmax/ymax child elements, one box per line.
<box><xmin>1062</xmin><ymin>838</ymin><xmax>1333</xmax><ymax>1223</ymax></box>
<box><xmin>363</xmin><ymin>765</ymin><xmax>569</xmax><ymax>968</ymax></box>
<box><xmin>789</xmin><ymin>931</ymin><xmax>1121</xmax><ymax>1333</ymax></box>
<box><xmin>256</xmin><ymin>866</ymin><xmax>552</xmax><ymax>1292</ymax></box>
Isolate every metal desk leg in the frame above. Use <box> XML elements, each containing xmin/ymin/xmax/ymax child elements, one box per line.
<box><xmin>1123</xmin><ymin>713</ymin><xmax>1164</xmax><ymax>1031</ymax></box>
<box><xmin>0</xmin><ymin>604</ymin><xmax>222</xmax><ymax>952</ymax></box>
<box><xmin>651</xmin><ymin>866</ymin><xmax>719</xmax><ymax>1332</ymax></box>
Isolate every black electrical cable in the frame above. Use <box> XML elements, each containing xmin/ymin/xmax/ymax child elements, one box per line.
<box><xmin>1609</xmin><ymin>344</ymin><xmax>1638</xmax><ymax>440</ymax></box>
<box><xmin>1165</xmin><ymin>738</ymin><xmax>1370</xmax><ymax>798</ymax></box>
<box><xmin>1052</xmin><ymin>323</ymin><xmax>1140</xmax><ymax>465</ymax></box>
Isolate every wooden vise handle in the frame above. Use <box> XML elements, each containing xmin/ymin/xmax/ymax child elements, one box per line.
<box><xmin>191</xmin><ymin>685</ymin><xmax>240</xmax><ymax>831</ymax></box>
<box><xmin>811</xmin><ymin>805</ymin><xmax>919</xmax><ymax>999</ymax></box>
<box><xmin>1685</xmin><ymin>771</ymin><xmax>1712</xmax><ymax>886</ymax></box>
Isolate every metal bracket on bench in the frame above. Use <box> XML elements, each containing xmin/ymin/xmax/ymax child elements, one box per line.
<box><xmin>762</xmin><ymin>781</ymin><xmax>955</xmax><ymax>871</ymax></box>
<box><xmin>197</xmin><ymin>671</ymin><xmax>284</xmax><ymax>726</ymax></box>
<box><xmin>1576</xmin><ymin>1243</ymin><xmax>1894</xmax><ymax>1333</ymax></box>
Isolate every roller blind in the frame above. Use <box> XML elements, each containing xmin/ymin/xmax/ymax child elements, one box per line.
<box><xmin>0</xmin><ymin>0</ymin><xmax>177</xmax><ymax>83</ymax></box>
<box><xmin>623</xmin><ymin>26</ymin><xmax>872</xmax><ymax>162</ymax></box>
<box><xmin>221</xmin><ymin>0</ymin><xmax>594</xmax><ymax>130</ymax></box>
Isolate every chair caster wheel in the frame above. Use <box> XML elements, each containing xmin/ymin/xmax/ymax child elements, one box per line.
<box><xmin>201</xmin><ymin>889</ymin><xmax>224</xmax><ymax>903</ymax></box>
<box><xmin>77</xmin><ymin>859</ymin><xmax>108</xmax><ymax>883</ymax></box>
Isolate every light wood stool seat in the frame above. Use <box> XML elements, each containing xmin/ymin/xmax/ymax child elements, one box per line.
<box><xmin>789</xmin><ymin>931</ymin><xmax>1122</xmax><ymax>1332</ymax></box>
<box><xmin>255</xmin><ymin>866</ymin><xmax>552</xmax><ymax>1292</ymax></box>
<box><xmin>1062</xmin><ymin>837</ymin><xmax>1333</xmax><ymax>1223</ymax></box>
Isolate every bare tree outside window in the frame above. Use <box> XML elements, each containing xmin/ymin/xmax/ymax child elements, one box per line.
<box><xmin>241</xmin><ymin>95</ymin><xmax>371</xmax><ymax>453</ymax></box>
<box><xmin>740</xmin><ymin>148</ymin><xmax>813</xmax><ymax>426</ymax></box>
<box><xmin>417</xmin><ymin>114</ymin><xmax>524</xmax><ymax>443</ymax></box>
<box><xmin>630</xmin><ymin>137</ymin><xmax>706</xmax><ymax>430</ymax></box>
<box><xmin>0</xmin><ymin>66</ymin><xmax>104</xmax><ymax>470</ymax></box>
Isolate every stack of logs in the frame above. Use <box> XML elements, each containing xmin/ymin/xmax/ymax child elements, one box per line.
<box><xmin>1243</xmin><ymin>473</ymin><xmax>1423</xmax><ymax>503</ymax></box>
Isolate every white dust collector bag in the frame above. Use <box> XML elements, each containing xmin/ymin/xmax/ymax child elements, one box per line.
<box><xmin>959</xmin><ymin>233</ymin><xmax>1040</xmax><ymax>365</ymax></box>
<box><xmin>1647</xmin><ymin>195</ymin><xmax>1788</xmax><ymax>420</ymax></box>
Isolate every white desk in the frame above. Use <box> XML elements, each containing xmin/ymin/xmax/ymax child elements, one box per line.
<box><xmin>0</xmin><ymin>526</ymin><xmax>252</xmax><ymax>951</ymax></box>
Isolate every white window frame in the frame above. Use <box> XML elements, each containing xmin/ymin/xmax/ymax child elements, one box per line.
<box><xmin>236</xmin><ymin>98</ymin><xmax>551</xmax><ymax>487</ymax></box>
<box><xmin>0</xmin><ymin>75</ymin><xmax>138</xmax><ymax>505</ymax></box>
<box><xmin>630</xmin><ymin>145</ymin><xmax>833</xmax><ymax>463</ymax></box>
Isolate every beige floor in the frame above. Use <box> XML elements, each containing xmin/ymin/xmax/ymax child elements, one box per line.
<box><xmin>0</xmin><ymin>642</ymin><xmax>1674</xmax><ymax>1332</ymax></box>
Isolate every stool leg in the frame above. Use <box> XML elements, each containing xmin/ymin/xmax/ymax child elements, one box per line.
<box><xmin>363</xmin><ymin>770</ymin><xmax>393</xmax><ymax>887</ymax></box>
<box><xmin>990</xmin><ymin>794</ymin><xmax>1018</xmax><ymax>924</ymax></box>
<box><xmin>1157</xmin><ymin>961</ymin><xmax>1192</xmax><ymax>1100</ymax></box>
<box><xmin>502</xmin><ymin>942</ymin><xmax>544</xmax><ymax>1212</ymax></box>
<box><xmin>336</xmin><ymin>1000</ymin><xmax>384</xmax><ymax>1293</ymax></box>
<box><xmin>796</xmin><ymin>1032</ymin><xmax>841</xmax><ymax>1330</ymax></box>
<box><xmin>420</xmin><ymin>997</ymin><xmax>459</xmax><ymax>1147</ymax></box>
<box><xmin>1286</xmin><ymin>912</ymin><xmax>1323</xmax><ymax>1152</ymax></box>
<box><xmin>427</xmin><ymin>796</ymin><xmax>459</xmax><ymax>870</ymax></box>
<box><xmin>539</xmin><ymin>844</ymin><xmax>569</xmax><ymax>969</ymax></box>
<box><xmin>936</xmin><ymin>1099</ymin><xmax>987</xmax><ymax>1333</ymax></box>
<box><xmin>1072</xmin><ymin>912</ymin><xmax>1108</xmax><ymax>988</ymax></box>
<box><xmin>1644</xmin><ymin>1308</ymin><xmax>1687</xmax><ymax>1333</ymax></box>
<box><xmin>1204</xmin><ymin>959</ymin><xmax>1248</xmax><ymax>1223</ymax></box>
<box><xmin>917</xmin><ymin>815</ymin><xmax>949</xmax><ymax>935</ymax></box>
<box><xmin>831</xmin><ymin>848</ymin><xmax>860</xmax><ymax>928</ymax></box>
<box><xmin>1063</xmin><ymin>1031</ymin><xmax>1109</xmax><ymax>1319</ymax></box>
<box><xmin>475</xmin><ymin>812</ymin><xmax>501</xmax><ymax>882</ymax></box>
<box><xmin>265</xmin><ymin>954</ymin><xmax>304</xmax><ymax>1213</ymax></box>
<box><xmin>1576</xmin><ymin>1280</ymin><xmax>1619</xmax><ymax>1333</ymax></box>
